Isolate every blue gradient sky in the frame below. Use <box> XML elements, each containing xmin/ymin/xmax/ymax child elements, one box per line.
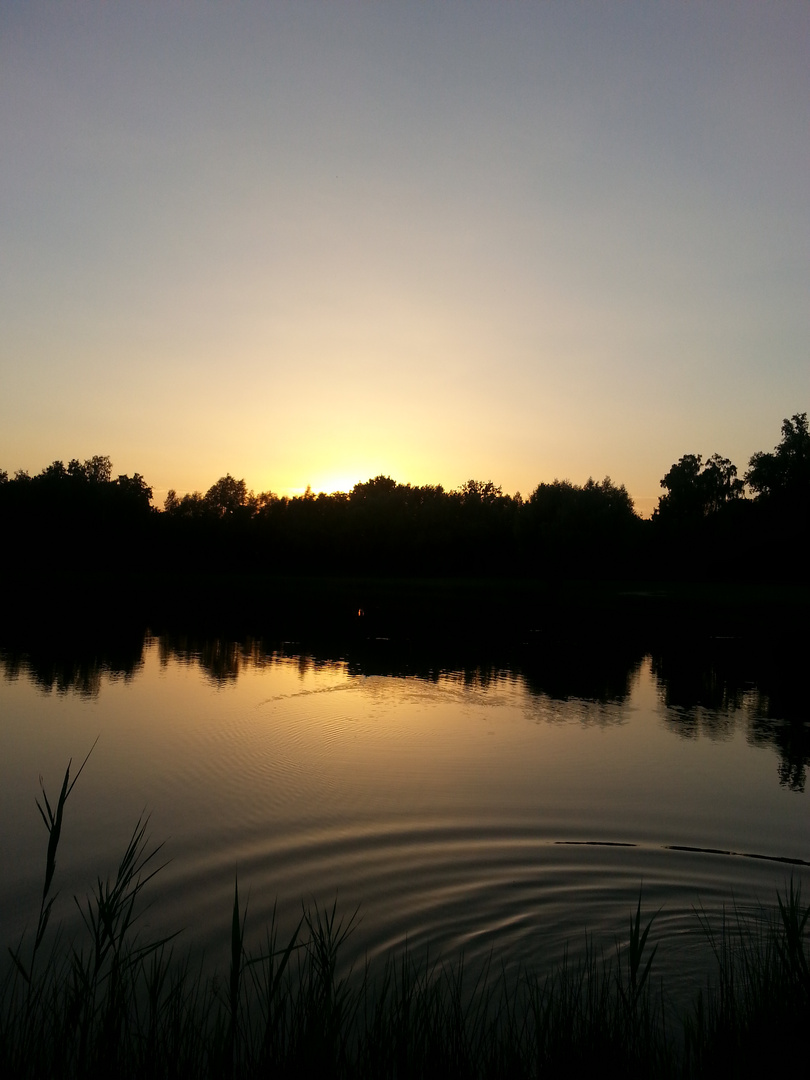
<box><xmin>1</xmin><ymin>2</ymin><xmax>807</xmax><ymax>514</ymax></box>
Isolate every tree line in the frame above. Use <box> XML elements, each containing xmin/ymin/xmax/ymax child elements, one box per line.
<box><xmin>2</xmin><ymin>414</ymin><xmax>807</xmax><ymax>581</ymax></box>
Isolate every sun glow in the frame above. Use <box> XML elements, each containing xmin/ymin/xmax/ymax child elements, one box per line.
<box><xmin>302</xmin><ymin>471</ymin><xmax>378</xmax><ymax>497</ymax></box>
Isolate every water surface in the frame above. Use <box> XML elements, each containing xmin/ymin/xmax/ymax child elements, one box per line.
<box><xmin>1</xmin><ymin>631</ymin><xmax>807</xmax><ymax>1013</ymax></box>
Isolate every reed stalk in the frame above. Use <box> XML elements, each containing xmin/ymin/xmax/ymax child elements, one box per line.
<box><xmin>2</xmin><ymin>757</ymin><xmax>808</xmax><ymax>1078</ymax></box>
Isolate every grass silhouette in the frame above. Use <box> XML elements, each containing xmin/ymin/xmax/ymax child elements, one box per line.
<box><xmin>2</xmin><ymin>756</ymin><xmax>808</xmax><ymax>1078</ymax></box>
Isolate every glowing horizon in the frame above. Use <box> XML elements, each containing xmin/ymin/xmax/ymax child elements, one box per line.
<box><xmin>1</xmin><ymin>3</ymin><xmax>807</xmax><ymax>517</ymax></box>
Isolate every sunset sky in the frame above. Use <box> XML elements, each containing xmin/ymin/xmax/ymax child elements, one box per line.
<box><xmin>1</xmin><ymin>2</ymin><xmax>807</xmax><ymax>516</ymax></box>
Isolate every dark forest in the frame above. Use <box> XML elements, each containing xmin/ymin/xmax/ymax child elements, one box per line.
<box><xmin>2</xmin><ymin>414</ymin><xmax>807</xmax><ymax>586</ymax></box>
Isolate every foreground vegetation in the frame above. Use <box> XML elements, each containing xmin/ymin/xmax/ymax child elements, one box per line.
<box><xmin>2</xmin><ymin>756</ymin><xmax>808</xmax><ymax>1078</ymax></box>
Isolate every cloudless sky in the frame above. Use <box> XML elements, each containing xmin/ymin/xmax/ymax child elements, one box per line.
<box><xmin>1</xmin><ymin>2</ymin><xmax>807</xmax><ymax>514</ymax></box>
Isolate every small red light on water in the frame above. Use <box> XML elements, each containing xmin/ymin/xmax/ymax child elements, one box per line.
<box><xmin>358</xmin><ymin>608</ymin><xmax>364</xmax><ymax>617</ymax></box>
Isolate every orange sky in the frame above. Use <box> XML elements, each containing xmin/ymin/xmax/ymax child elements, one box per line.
<box><xmin>1</xmin><ymin>3</ymin><xmax>807</xmax><ymax>519</ymax></box>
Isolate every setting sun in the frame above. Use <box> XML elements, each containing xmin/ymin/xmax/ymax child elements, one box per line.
<box><xmin>1</xmin><ymin>7</ymin><xmax>808</xmax><ymax>1075</ymax></box>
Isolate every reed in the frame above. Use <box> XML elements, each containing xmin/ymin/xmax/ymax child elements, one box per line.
<box><xmin>2</xmin><ymin>759</ymin><xmax>808</xmax><ymax>1078</ymax></box>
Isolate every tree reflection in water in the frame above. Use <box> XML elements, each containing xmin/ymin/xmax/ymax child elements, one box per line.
<box><xmin>2</xmin><ymin>622</ymin><xmax>807</xmax><ymax>791</ymax></box>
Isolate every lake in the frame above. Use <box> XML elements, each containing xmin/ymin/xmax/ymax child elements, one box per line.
<box><xmin>1</xmin><ymin>623</ymin><xmax>808</xmax><ymax>1016</ymax></box>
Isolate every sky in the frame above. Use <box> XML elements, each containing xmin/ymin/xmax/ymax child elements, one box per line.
<box><xmin>1</xmin><ymin>2</ymin><xmax>808</xmax><ymax>516</ymax></box>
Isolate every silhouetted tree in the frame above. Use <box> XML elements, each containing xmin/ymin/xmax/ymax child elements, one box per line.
<box><xmin>7</xmin><ymin>421</ymin><xmax>807</xmax><ymax>590</ymax></box>
<box><xmin>737</xmin><ymin>412</ymin><xmax>810</xmax><ymax>579</ymax></box>
<box><xmin>524</xmin><ymin>477</ymin><xmax>641</xmax><ymax>577</ymax></box>
<box><xmin>350</xmin><ymin>475</ymin><xmax>398</xmax><ymax>502</ymax></box>
<box><xmin>204</xmin><ymin>474</ymin><xmax>250</xmax><ymax>518</ymax></box>
<box><xmin>82</xmin><ymin>454</ymin><xmax>113</xmax><ymax>484</ymax></box>
<box><xmin>745</xmin><ymin>413</ymin><xmax>810</xmax><ymax>504</ymax></box>
<box><xmin>165</xmin><ymin>491</ymin><xmax>206</xmax><ymax>518</ymax></box>
<box><xmin>655</xmin><ymin>453</ymin><xmax>743</xmax><ymax>523</ymax></box>
<box><xmin>116</xmin><ymin>473</ymin><xmax>153</xmax><ymax>511</ymax></box>
<box><xmin>1</xmin><ymin>455</ymin><xmax>156</xmax><ymax>577</ymax></box>
<box><xmin>456</xmin><ymin>479</ymin><xmax>504</xmax><ymax>505</ymax></box>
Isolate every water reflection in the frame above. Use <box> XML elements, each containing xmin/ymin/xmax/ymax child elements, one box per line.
<box><xmin>0</xmin><ymin>628</ymin><xmax>146</xmax><ymax>697</ymax></box>
<box><xmin>2</xmin><ymin>618</ymin><xmax>808</xmax><ymax>1020</ymax></box>
<box><xmin>1</xmin><ymin>624</ymin><xmax>807</xmax><ymax>791</ymax></box>
<box><xmin>749</xmin><ymin>715</ymin><xmax>808</xmax><ymax>793</ymax></box>
<box><xmin>652</xmin><ymin>639</ymin><xmax>809</xmax><ymax>791</ymax></box>
<box><xmin>158</xmin><ymin>633</ymin><xmax>281</xmax><ymax>683</ymax></box>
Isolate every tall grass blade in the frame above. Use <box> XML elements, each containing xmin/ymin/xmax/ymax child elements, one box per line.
<box><xmin>6</xmin><ymin>946</ymin><xmax>30</xmax><ymax>986</ymax></box>
<box><xmin>9</xmin><ymin>756</ymin><xmax>810</xmax><ymax>1079</ymax></box>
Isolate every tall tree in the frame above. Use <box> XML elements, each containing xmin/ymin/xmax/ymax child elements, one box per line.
<box><xmin>745</xmin><ymin>413</ymin><xmax>810</xmax><ymax>504</ymax></box>
<box><xmin>656</xmin><ymin>453</ymin><xmax>743</xmax><ymax>522</ymax></box>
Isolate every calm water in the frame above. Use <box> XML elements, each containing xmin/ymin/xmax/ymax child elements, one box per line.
<box><xmin>1</xmin><ymin>631</ymin><xmax>808</xmax><ymax>1012</ymax></box>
